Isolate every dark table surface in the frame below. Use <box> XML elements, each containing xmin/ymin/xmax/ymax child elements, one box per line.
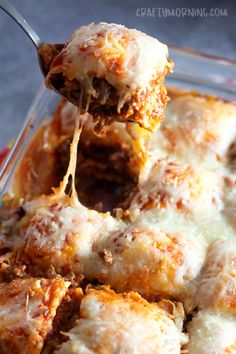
<box><xmin>0</xmin><ymin>0</ymin><xmax>235</xmax><ymax>149</ymax></box>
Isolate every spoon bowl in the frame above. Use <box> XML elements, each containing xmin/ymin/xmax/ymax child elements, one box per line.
<box><xmin>37</xmin><ymin>43</ymin><xmax>64</xmax><ymax>76</ymax></box>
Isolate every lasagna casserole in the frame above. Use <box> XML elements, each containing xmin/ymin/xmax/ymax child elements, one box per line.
<box><xmin>1</xmin><ymin>23</ymin><xmax>236</xmax><ymax>354</ymax></box>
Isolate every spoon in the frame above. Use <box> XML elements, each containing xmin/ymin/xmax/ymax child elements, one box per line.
<box><xmin>0</xmin><ymin>0</ymin><xmax>64</xmax><ymax>76</ymax></box>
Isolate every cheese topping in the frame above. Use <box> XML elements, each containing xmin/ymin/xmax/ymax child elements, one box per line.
<box><xmin>50</xmin><ymin>22</ymin><xmax>168</xmax><ymax>99</ymax></box>
<box><xmin>127</xmin><ymin>158</ymin><xmax>223</xmax><ymax>220</ymax></box>
<box><xmin>85</xmin><ymin>219</ymin><xmax>206</xmax><ymax>300</ymax></box>
<box><xmin>45</xmin><ymin>22</ymin><xmax>172</xmax><ymax>131</ymax></box>
<box><xmin>187</xmin><ymin>310</ymin><xmax>236</xmax><ymax>354</ymax></box>
<box><xmin>0</xmin><ymin>278</ymin><xmax>69</xmax><ymax>354</ymax></box>
<box><xmin>57</xmin><ymin>287</ymin><xmax>186</xmax><ymax>354</ymax></box>
<box><xmin>19</xmin><ymin>194</ymin><xmax>121</xmax><ymax>275</ymax></box>
<box><xmin>152</xmin><ymin>92</ymin><xmax>236</xmax><ymax>165</ymax></box>
<box><xmin>195</xmin><ymin>239</ymin><xmax>236</xmax><ymax>315</ymax></box>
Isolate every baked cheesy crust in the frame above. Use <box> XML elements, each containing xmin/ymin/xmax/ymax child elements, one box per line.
<box><xmin>1</xmin><ymin>35</ymin><xmax>236</xmax><ymax>352</ymax></box>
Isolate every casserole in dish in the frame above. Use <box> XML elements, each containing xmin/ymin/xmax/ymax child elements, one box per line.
<box><xmin>0</xmin><ymin>46</ymin><xmax>236</xmax><ymax>353</ymax></box>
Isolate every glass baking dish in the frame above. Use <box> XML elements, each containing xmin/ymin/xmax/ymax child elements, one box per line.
<box><xmin>1</xmin><ymin>46</ymin><xmax>236</xmax><ymax>199</ymax></box>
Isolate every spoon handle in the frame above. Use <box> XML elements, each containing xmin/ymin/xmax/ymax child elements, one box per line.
<box><xmin>0</xmin><ymin>0</ymin><xmax>42</xmax><ymax>48</ymax></box>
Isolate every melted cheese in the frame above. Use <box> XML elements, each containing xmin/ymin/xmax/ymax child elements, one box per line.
<box><xmin>223</xmin><ymin>179</ymin><xmax>236</xmax><ymax>230</ymax></box>
<box><xmin>151</xmin><ymin>93</ymin><xmax>236</xmax><ymax>165</ymax></box>
<box><xmin>84</xmin><ymin>212</ymin><xmax>206</xmax><ymax>300</ymax></box>
<box><xmin>138</xmin><ymin>207</ymin><xmax>235</xmax><ymax>247</ymax></box>
<box><xmin>20</xmin><ymin>194</ymin><xmax>121</xmax><ymax>274</ymax></box>
<box><xmin>0</xmin><ymin>197</ymin><xmax>206</xmax><ymax>302</ymax></box>
<box><xmin>54</xmin><ymin>93</ymin><xmax>84</xmax><ymax>207</ymax></box>
<box><xmin>187</xmin><ymin>310</ymin><xmax>236</xmax><ymax>354</ymax></box>
<box><xmin>54</xmin><ymin>90</ymin><xmax>91</xmax><ymax>208</ymax></box>
<box><xmin>127</xmin><ymin>158</ymin><xmax>223</xmax><ymax>221</ymax></box>
<box><xmin>57</xmin><ymin>287</ymin><xmax>186</xmax><ymax>354</ymax></box>
<box><xmin>195</xmin><ymin>239</ymin><xmax>236</xmax><ymax>315</ymax></box>
<box><xmin>0</xmin><ymin>278</ymin><xmax>69</xmax><ymax>354</ymax></box>
<box><xmin>45</xmin><ymin>23</ymin><xmax>173</xmax><ymax>131</ymax></box>
<box><xmin>50</xmin><ymin>23</ymin><xmax>169</xmax><ymax>101</ymax></box>
<box><xmin>58</xmin><ymin>99</ymin><xmax>151</xmax><ymax>175</ymax></box>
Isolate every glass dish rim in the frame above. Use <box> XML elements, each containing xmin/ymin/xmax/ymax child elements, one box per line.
<box><xmin>169</xmin><ymin>44</ymin><xmax>236</xmax><ymax>66</ymax></box>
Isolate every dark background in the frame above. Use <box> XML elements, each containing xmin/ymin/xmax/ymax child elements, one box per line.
<box><xmin>0</xmin><ymin>0</ymin><xmax>235</xmax><ymax>148</ymax></box>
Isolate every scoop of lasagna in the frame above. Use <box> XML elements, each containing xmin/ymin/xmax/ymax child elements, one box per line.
<box><xmin>45</xmin><ymin>22</ymin><xmax>173</xmax><ymax>131</ymax></box>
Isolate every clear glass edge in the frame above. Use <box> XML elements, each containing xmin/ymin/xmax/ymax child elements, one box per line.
<box><xmin>0</xmin><ymin>87</ymin><xmax>58</xmax><ymax>198</ymax></box>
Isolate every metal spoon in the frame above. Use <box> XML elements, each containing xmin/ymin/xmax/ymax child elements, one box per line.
<box><xmin>0</xmin><ymin>0</ymin><xmax>64</xmax><ymax>76</ymax></box>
